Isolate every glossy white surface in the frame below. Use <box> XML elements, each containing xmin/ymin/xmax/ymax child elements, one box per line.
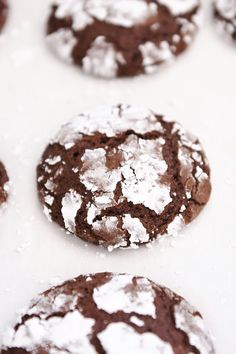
<box><xmin>0</xmin><ymin>1</ymin><xmax>235</xmax><ymax>352</ymax></box>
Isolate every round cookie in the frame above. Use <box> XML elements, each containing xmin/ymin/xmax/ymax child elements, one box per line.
<box><xmin>214</xmin><ymin>0</ymin><xmax>236</xmax><ymax>41</ymax></box>
<box><xmin>0</xmin><ymin>0</ymin><xmax>7</xmax><ymax>32</ymax></box>
<box><xmin>46</xmin><ymin>0</ymin><xmax>201</xmax><ymax>78</ymax></box>
<box><xmin>2</xmin><ymin>273</ymin><xmax>215</xmax><ymax>354</ymax></box>
<box><xmin>37</xmin><ymin>104</ymin><xmax>211</xmax><ymax>250</ymax></box>
<box><xmin>0</xmin><ymin>161</ymin><xmax>9</xmax><ymax>206</ymax></box>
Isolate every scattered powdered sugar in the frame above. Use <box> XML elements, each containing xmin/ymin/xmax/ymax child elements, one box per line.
<box><xmin>158</xmin><ymin>0</ymin><xmax>199</xmax><ymax>16</ymax></box>
<box><xmin>174</xmin><ymin>300</ymin><xmax>215</xmax><ymax>354</ymax></box>
<box><xmin>82</xmin><ymin>36</ymin><xmax>125</xmax><ymax>78</ymax></box>
<box><xmin>3</xmin><ymin>311</ymin><xmax>96</xmax><ymax>354</ymax></box>
<box><xmin>93</xmin><ymin>274</ymin><xmax>157</xmax><ymax>318</ymax></box>
<box><xmin>61</xmin><ymin>189</ymin><xmax>82</xmax><ymax>232</ymax></box>
<box><xmin>54</xmin><ymin>0</ymin><xmax>158</xmax><ymax>30</ymax></box>
<box><xmin>215</xmin><ymin>0</ymin><xmax>236</xmax><ymax>20</ymax></box>
<box><xmin>98</xmin><ymin>322</ymin><xmax>174</xmax><ymax>354</ymax></box>
<box><xmin>47</xmin><ymin>28</ymin><xmax>77</xmax><ymax>63</ymax></box>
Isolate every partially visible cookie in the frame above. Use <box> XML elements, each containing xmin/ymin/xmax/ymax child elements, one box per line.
<box><xmin>37</xmin><ymin>104</ymin><xmax>211</xmax><ymax>250</ymax></box>
<box><xmin>46</xmin><ymin>0</ymin><xmax>201</xmax><ymax>78</ymax></box>
<box><xmin>0</xmin><ymin>0</ymin><xmax>7</xmax><ymax>32</ymax></box>
<box><xmin>0</xmin><ymin>161</ymin><xmax>9</xmax><ymax>206</ymax></box>
<box><xmin>214</xmin><ymin>0</ymin><xmax>236</xmax><ymax>41</ymax></box>
<box><xmin>1</xmin><ymin>272</ymin><xmax>215</xmax><ymax>354</ymax></box>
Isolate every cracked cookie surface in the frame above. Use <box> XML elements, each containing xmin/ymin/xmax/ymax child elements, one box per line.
<box><xmin>2</xmin><ymin>272</ymin><xmax>215</xmax><ymax>354</ymax></box>
<box><xmin>0</xmin><ymin>161</ymin><xmax>9</xmax><ymax>206</ymax></box>
<box><xmin>37</xmin><ymin>104</ymin><xmax>211</xmax><ymax>250</ymax></box>
<box><xmin>46</xmin><ymin>0</ymin><xmax>201</xmax><ymax>78</ymax></box>
<box><xmin>214</xmin><ymin>0</ymin><xmax>236</xmax><ymax>41</ymax></box>
<box><xmin>0</xmin><ymin>0</ymin><xmax>7</xmax><ymax>32</ymax></box>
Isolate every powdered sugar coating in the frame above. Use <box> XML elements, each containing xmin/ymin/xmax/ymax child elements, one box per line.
<box><xmin>54</xmin><ymin>0</ymin><xmax>158</xmax><ymax>29</ymax></box>
<box><xmin>82</xmin><ymin>36</ymin><xmax>125</xmax><ymax>78</ymax></box>
<box><xmin>98</xmin><ymin>322</ymin><xmax>174</xmax><ymax>354</ymax></box>
<box><xmin>61</xmin><ymin>189</ymin><xmax>82</xmax><ymax>233</ymax></box>
<box><xmin>2</xmin><ymin>273</ymin><xmax>215</xmax><ymax>354</ymax></box>
<box><xmin>174</xmin><ymin>300</ymin><xmax>215</xmax><ymax>354</ymax></box>
<box><xmin>93</xmin><ymin>274</ymin><xmax>157</xmax><ymax>318</ymax></box>
<box><xmin>56</xmin><ymin>105</ymin><xmax>163</xmax><ymax>141</ymax></box>
<box><xmin>158</xmin><ymin>0</ymin><xmax>199</xmax><ymax>15</ymax></box>
<box><xmin>37</xmin><ymin>104</ymin><xmax>211</xmax><ymax>249</ymax></box>
<box><xmin>47</xmin><ymin>0</ymin><xmax>201</xmax><ymax>77</ymax></box>
<box><xmin>4</xmin><ymin>311</ymin><xmax>96</xmax><ymax>353</ymax></box>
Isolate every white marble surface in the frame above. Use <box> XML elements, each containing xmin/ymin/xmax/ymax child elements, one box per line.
<box><xmin>0</xmin><ymin>1</ymin><xmax>235</xmax><ymax>353</ymax></box>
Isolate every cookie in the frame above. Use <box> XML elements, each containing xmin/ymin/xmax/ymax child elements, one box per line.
<box><xmin>0</xmin><ymin>161</ymin><xmax>9</xmax><ymax>206</ymax></box>
<box><xmin>1</xmin><ymin>272</ymin><xmax>215</xmax><ymax>354</ymax></box>
<box><xmin>0</xmin><ymin>0</ymin><xmax>7</xmax><ymax>32</ymax></box>
<box><xmin>214</xmin><ymin>0</ymin><xmax>236</xmax><ymax>41</ymax></box>
<box><xmin>37</xmin><ymin>104</ymin><xmax>211</xmax><ymax>250</ymax></box>
<box><xmin>46</xmin><ymin>0</ymin><xmax>201</xmax><ymax>78</ymax></box>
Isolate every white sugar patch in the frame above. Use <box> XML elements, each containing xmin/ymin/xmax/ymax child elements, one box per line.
<box><xmin>120</xmin><ymin>136</ymin><xmax>172</xmax><ymax>214</ymax></box>
<box><xmin>47</xmin><ymin>28</ymin><xmax>77</xmax><ymax>63</ymax></box>
<box><xmin>80</xmin><ymin>148</ymin><xmax>121</xmax><ymax>194</ymax></box>
<box><xmin>123</xmin><ymin>215</ymin><xmax>149</xmax><ymax>244</ymax></box>
<box><xmin>98</xmin><ymin>322</ymin><xmax>174</xmax><ymax>354</ymax></box>
<box><xmin>61</xmin><ymin>189</ymin><xmax>82</xmax><ymax>233</ymax></box>
<box><xmin>139</xmin><ymin>41</ymin><xmax>173</xmax><ymax>73</ymax></box>
<box><xmin>82</xmin><ymin>36</ymin><xmax>125</xmax><ymax>78</ymax></box>
<box><xmin>93</xmin><ymin>274</ymin><xmax>157</xmax><ymax>318</ymax></box>
<box><xmin>215</xmin><ymin>0</ymin><xmax>236</xmax><ymax>20</ymax></box>
<box><xmin>3</xmin><ymin>311</ymin><xmax>96</xmax><ymax>354</ymax></box>
<box><xmin>130</xmin><ymin>316</ymin><xmax>145</xmax><ymax>327</ymax></box>
<box><xmin>158</xmin><ymin>0</ymin><xmax>199</xmax><ymax>16</ymax></box>
<box><xmin>54</xmin><ymin>0</ymin><xmax>158</xmax><ymax>29</ymax></box>
<box><xmin>45</xmin><ymin>155</ymin><xmax>62</xmax><ymax>165</ymax></box>
<box><xmin>174</xmin><ymin>301</ymin><xmax>215</xmax><ymax>354</ymax></box>
<box><xmin>167</xmin><ymin>215</ymin><xmax>183</xmax><ymax>237</ymax></box>
<box><xmin>55</xmin><ymin>104</ymin><xmax>163</xmax><ymax>143</ymax></box>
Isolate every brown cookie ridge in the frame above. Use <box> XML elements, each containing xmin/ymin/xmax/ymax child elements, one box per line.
<box><xmin>0</xmin><ymin>161</ymin><xmax>9</xmax><ymax>206</ymax></box>
<box><xmin>1</xmin><ymin>272</ymin><xmax>215</xmax><ymax>354</ymax></box>
<box><xmin>37</xmin><ymin>104</ymin><xmax>211</xmax><ymax>250</ymax></box>
<box><xmin>0</xmin><ymin>0</ymin><xmax>7</xmax><ymax>32</ymax></box>
<box><xmin>214</xmin><ymin>0</ymin><xmax>236</xmax><ymax>41</ymax></box>
<box><xmin>46</xmin><ymin>0</ymin><xmax>201</xmax><ymax>78</ymax></box>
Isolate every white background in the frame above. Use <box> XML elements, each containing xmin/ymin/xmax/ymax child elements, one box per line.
<box><xmin>0</xmin><ymin>1</ymin><xmax>235</xmax><ymax>352</ymax></box>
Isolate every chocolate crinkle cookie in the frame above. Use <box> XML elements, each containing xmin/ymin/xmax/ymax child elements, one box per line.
<box><xmin>0</xmin><ymin>161</ymin><xmax>9</xmax><ymax>206</ymax></box>
<box><xmin>214</xmin><ymin>0</ymin><xmax>236</xmax><ymax>41</ymax></box>
<box><xmin>46</xmin><ymin>0</ymin><xmax>201</xmax><ymax>78</ymax></box>
<box><xmin>0</xmin><ymin>0</ymin><xmax>7</xmax><ymax>32</ymax></box>
<box><xmin>1</xmin><ymin>272</ymin><xmax>215</xmax><ymax>354</ymax></box>
<box><xmin>37</xmin><ymin>104</ymin><xmax>211</xmax><ymax>251</ymax></box>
